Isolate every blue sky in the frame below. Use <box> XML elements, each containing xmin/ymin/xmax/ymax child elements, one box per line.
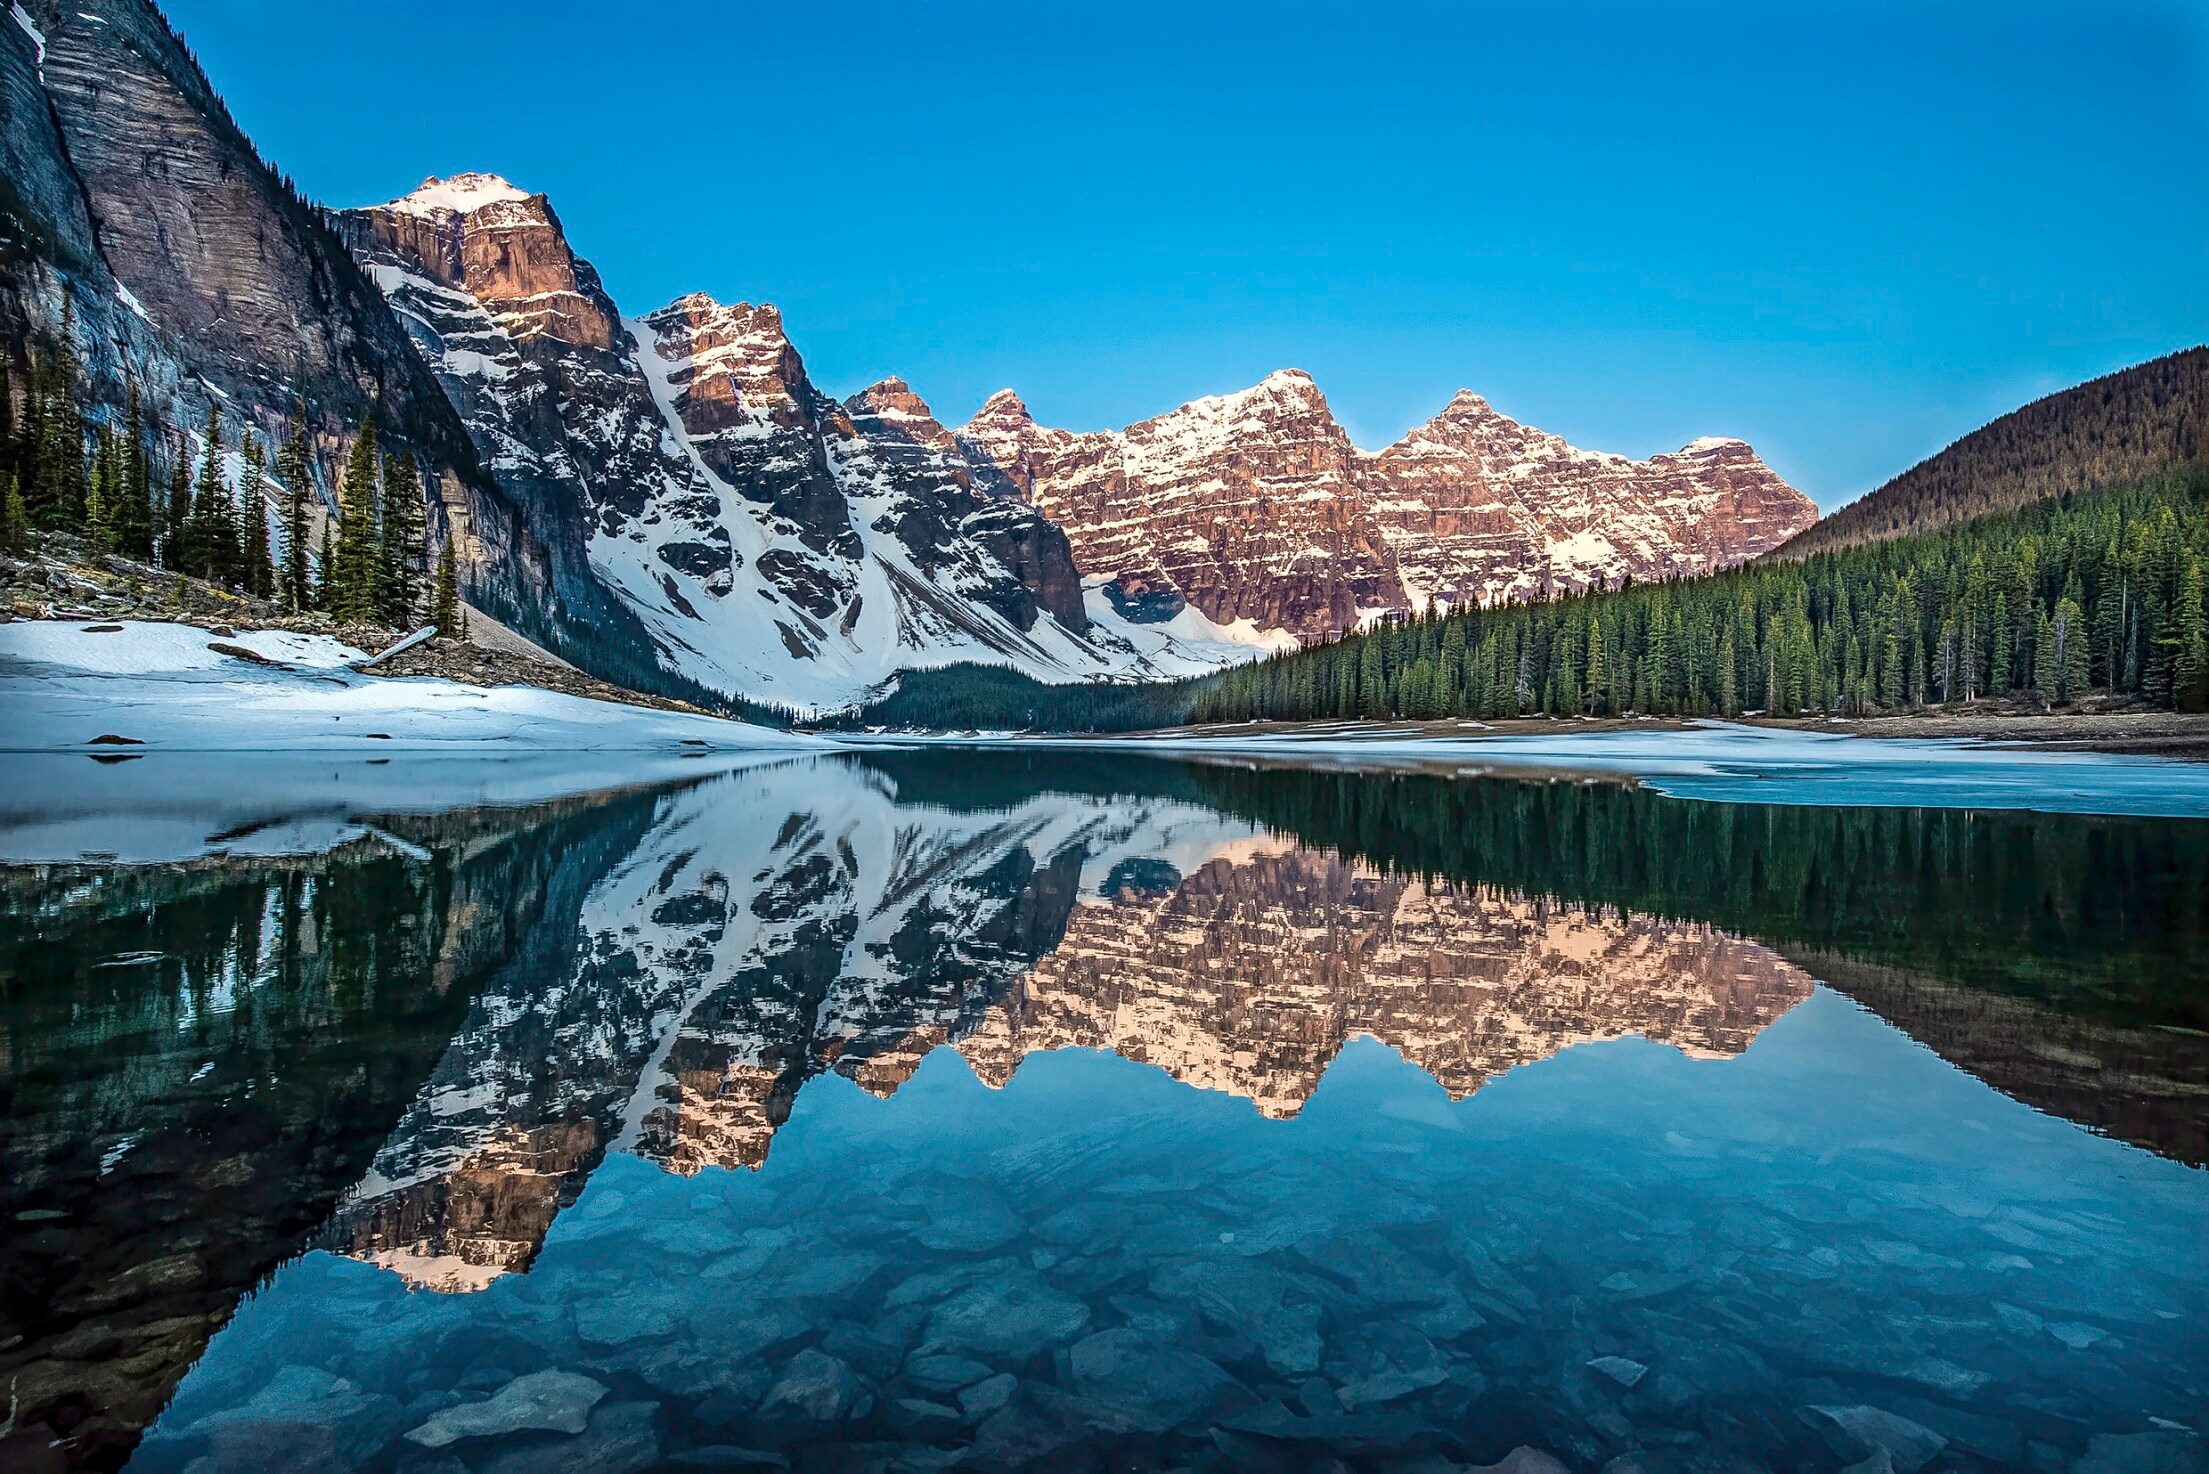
<box><xmin>168</xmin><ymin>0</ymin><xmax>2205</xmax><ymax>509</ymax></box>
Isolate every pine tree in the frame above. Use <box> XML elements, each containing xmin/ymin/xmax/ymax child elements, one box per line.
<box><xmin>26</xmin><ymin>297</ymin><xmax>87</xmax><ymax>531</ymax></box>
<box><xmin>377</xmin><ymin>447</ymin><xmax>424</xmax><ymax>624</ymax></box>
<box><xmin>238</xmin><ymin>430</ymin><xmax>276</xmax><ymax>597</ymax></box>
<box><xmin>2052</xmin><ymin>595</ymin><xmax>2088</xmax><ymax>704</ymax></box>
<box><xmin>432</xmin><ymin>535</ymin><xmax>461</xmax><ymax>636</ymax></box>
<box><xmin>162</xmin><ymin>434</ymin><xmax>191</xmax><ymax>569</ymax></box>
<box><xmin>330</xmin><ymin>418</ymin><xmax>382</xmax><ymax>623</ymax></box>
<box><xmin>315</xmin><ymin>521</ymin><xmax>334</xmax><ymax>611</ymax></box>
<box><xmin>277</xmin><ymin>402</ymin><xmax>314</xmax><ymax>612</ymax></box>
<box><xmin>82</xmin><ymin>426</ymin><xmax>116</xmax><ymax>551</ymax></box>
<box><xmin>182</xmin><ymin>403</ymin><xmax>238</xmax><ymax>582</ymax></box>
<box><xmin>0</xmin><ymin>473</ymin><xmax>23</xmax><ymax>555</ymax></box>
<box><xmin>115</xmin><ymin>379</ymin><xmax>155</xmax><ymax>561</ymax></box>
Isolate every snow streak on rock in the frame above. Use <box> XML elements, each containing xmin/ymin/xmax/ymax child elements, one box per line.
<box><xmin>345</xmin><ymin>177</ymin><xmax>1260</xmax><ymax>708</ymax></box>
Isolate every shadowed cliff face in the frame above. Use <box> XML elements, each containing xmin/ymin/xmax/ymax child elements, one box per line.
<box><xmin>0</xmin><ymin>786</ymin><xmax>669</xmax><ymax>1473</ymax></box>
<box><xmin>0</xmin><ymin>2</ymin><xmax>612</xmax><ymax>662</ymax></box>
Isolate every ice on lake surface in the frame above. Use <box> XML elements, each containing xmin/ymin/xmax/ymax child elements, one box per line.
<box><xmin>2</xmin><ymin>748</ymin><xmax>2203</xmax><ymax>1474</ymax></box>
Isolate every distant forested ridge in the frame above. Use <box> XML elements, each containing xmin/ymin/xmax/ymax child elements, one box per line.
<box><xmin>1773</xmin><ymin>347</ymin><xmax>2207</xmax><ymax>558</ymax></box>
<box><xmin>1188</xmin><ymin>474</ymin><xmax>2209</xmax><ymax>724</ymax></box>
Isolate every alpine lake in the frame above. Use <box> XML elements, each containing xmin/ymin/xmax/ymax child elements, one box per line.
<box><xmin>2</xmin><ymin>743</ymin><xmax>2205</xmax><ymax>1474</ymax></box>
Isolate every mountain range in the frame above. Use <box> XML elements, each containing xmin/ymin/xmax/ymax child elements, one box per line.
<box><xmin>0</xmin><ymin>1</ymin><xmax>1818</xmax><ymax>708</ymax></box>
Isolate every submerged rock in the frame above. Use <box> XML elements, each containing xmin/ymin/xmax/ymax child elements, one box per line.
<box><xmin>1805</xmin><ymin>1404</ymin><xmax>1949</xmax><ymax>1474</ymax></box>
<box><xmin>756</xmin><ymin>1349</ymin><xmax>865</xmax><ymax>1422</ymax></box>
<box><xmin>922</xmin><ymin>1269</ymin><xmax>1091</xmax><ymax>1360</ymax></box>
<box><xmin>479</xmin><ymin>1400</ymin><xmax>659</xmax><ymax>1474</ymax></box>
<box><xmin>1588</xmin><ymin>1355</ymin><xmax>1649</xmax><ymax>1389</ymax></box>
<box><xmin>1068</xmin><ymin>1327</ymin><xmax>1248</xmax><ymax>1432</ymax></box>
<box><xmin>403</xmin><ymin>1369</ymin><xmax>608</xmax><ymax>1447</ymax></box>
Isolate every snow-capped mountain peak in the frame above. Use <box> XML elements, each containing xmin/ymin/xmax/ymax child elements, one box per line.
<box><xmin>386</xmin><ymin>172</ymin><xmax>533</xmax><ymax>217</ymax></box>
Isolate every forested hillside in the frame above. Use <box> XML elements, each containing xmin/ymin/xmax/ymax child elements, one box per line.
<box><xmin>1774</xmin><ymin>347</ymin><xmax>2207</xmax><ymax>557</ymax></box>
<box><xmin>1188</xmin><ymin>473</ymin><xmax>2209</xmax><ymax>723</ymax></box>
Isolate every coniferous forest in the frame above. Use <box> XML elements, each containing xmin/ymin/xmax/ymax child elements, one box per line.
<box><xmin>0</xmin><ymin>305</ymin><xmax>445</xmax><ymax>631</ymax></box>
<box><xmin>1189</xmin><ymin>474</ymin><xmax>2209</xmax><ymax>725</ymax></box>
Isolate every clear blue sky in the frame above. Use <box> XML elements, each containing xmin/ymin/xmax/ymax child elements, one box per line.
<box><xmin>168</xmin><ymin>0</ymin><xmax>2205</xmax><ymax>510</ymax></box>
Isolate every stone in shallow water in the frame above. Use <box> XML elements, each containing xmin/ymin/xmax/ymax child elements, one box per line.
<box><xmin>1805</xmin><ymin>1404</ymin><xmax>1949</xmax><ymax>1474</ymax></box>
<box><xmin>960</xmin><ymin>1373</ymin><xmax>1018</xmax><ymax>1418</ymax></box>
<box><xmin>480</xmin><ymin>1400</ymin><xmax>659</xmax><ymax>1474</ymax></box>
<box><xmin>188</xmin><ymin>1364</ymin><xmax>404</xmax><ymax>1445</ymax></box>
<box><xmin>1151</xmin><ymin>1258</ymin><xmax>1326</xmax><ymax>1375</ymax></box>
<box><xmin>904</xmin><ymin>1353</ymin><xmax>992</xmax><ymax>1394</ymax></box>
<box><xmin>1469</xmin><ymin>1451</ymin><xmax>1572</xmax><ymax>1474</ymax></box>
<box><xmin>757</xmin><ymin>1349</ymin><xmax>865</xmax><ymax>1422</ymax></box>
<box><xmin>404</xmin><ymin>1369</ymin><xmax>608</xmax><ymax>1447</ymax></box>
<box><xmin>2049</xmin><ymin>1321</ymin><xmax>2109</xmax><ymax>1350</ymax></box>
<box><xmin>922</xmin><ymin>1268</ymin><xmax>1091</xmax><ymax>1360</ymax></box>
<box><xmin>1900</xmin><ymin>1355</ymin><xmax>1992</xmax><ymax>1397</ymax></box>
<box><xmin>1069</xmin><ymin>1327</ymin><xmax>1248</xmax><ymax>1432</ymax></box>
<box><xmin>573</xmin><ymin>1286</ymin><xmax>684</xmax><ymax>1348</ymax></box>
<box><xmin>914</xmin><ymin>1189</ymin><xmax>1025</xmax><ymax>1253</ymax></box>
<box><xmin>885</xmin><ymin>1398</ymin><xmax>965</xmax><ymax>1439</ymax></box>
<box><xmin>1587</xmin><ymin>1355</ymin><xmax>1648</xmax><ymax>1389</ymax></box>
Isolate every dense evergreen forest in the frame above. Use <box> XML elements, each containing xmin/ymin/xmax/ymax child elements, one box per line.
<box><xmin>0</xmin><ymin>303</ymin><xmax>463</xmax><ymax>633</ymax></box>
<box><xmin>1190</xmin><ymin>473</ymin><xmax>2209</xmax><ymax>725</ymax></box>
<box><xmin>1775</xmin><ymin>345</ymin><xmax>2206</xmax><ymax>557</ymax></box>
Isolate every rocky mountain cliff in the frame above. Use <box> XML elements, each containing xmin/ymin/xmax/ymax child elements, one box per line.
<box><xmin>343</xmin><ymin>177</ymin><xmax>1255</xmax><ymax>708</ymax></box>
<box><xmin>957</xmin><ymin>373</ymin><xmax>1816</xmax><ymax>642</ymax></box>
<box><xmin>0</xmin><ymin>1</ymin><xmax>662</xmax><ymax>678</ymax></box>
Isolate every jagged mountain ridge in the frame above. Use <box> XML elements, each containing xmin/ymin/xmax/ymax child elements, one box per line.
<box><xmin>956</xmin><ymin>370</ymin><xmax>1818</xmax><ymax>643</ymax></box>
<box><xmin>343</xmin><ymin>176</ymin><xmax>1262</xmax><ymax>708</ymax></box>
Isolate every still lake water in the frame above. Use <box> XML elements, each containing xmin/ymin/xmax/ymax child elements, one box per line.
<box><xmin>2</xmin><ymin>749</ymin><xmax>2205</xmax><ymax>1474</ymax></box>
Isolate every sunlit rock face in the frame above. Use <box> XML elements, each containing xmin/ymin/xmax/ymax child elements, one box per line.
<box><xmin>956</xmin><ymin>376</ymin><xmax>1816</xmax><ymax>642</ymax></box>
<box><xmin>324</xmin><ymin>762</ymin><xmax>1809</xmax><ymax>1289</ymax></box>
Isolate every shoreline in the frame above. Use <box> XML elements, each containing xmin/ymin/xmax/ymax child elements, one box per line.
<box><xmin>852</xmin><ymin>709</ymin><xmax>2209</xmax><ymax>763</ymax></box>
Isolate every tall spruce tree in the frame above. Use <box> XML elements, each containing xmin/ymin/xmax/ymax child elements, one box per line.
<box><xmin>238</xmin><ymin>430</ymin><xmax>276</xmax><ymax>597</ymax></box>
<box><xmin>377</xmin><ymin>448</ymin><xmax>424</xmax><ymax>624</ymax></box>
<box><xmin>25</xmin><ymin>300</ymin><xmax>87</xmax><ymax>531</ymax></box>
<box><xmin>277</xmin><ymin>403</ymin><xmax>314</xmax><ymax>612</ymax></box>
<box><xmin>432</xmin><ymin>535</ymin><xmax>460</xmax><ymax>636</ymax></box>
<box><xmin>330</xmin><ymin>417</ymin><xmax>382</xmax><ymax>622</ymax></box>
<box><xmin>82</xmin><ymin>426</ymin><xmax>117</xmax><ymax>551</ymax></box>
<box><xmin>315</xmin><ymin>521</ymin><xmax>334</xmax><ymax>611</ymax></box>
<box><xmin>162</xmin><ymin>433</ymin><xmax>191</xmax><ymax>569</ymax></box>
<box><xmin>181</xmin><ymin>404</ymin><xmax>237</xmax><ymax>582</ymax></box>
<box><xmin>114</xmin><ymin>379</ymin><xmax>155</xmax><ymax>560</ymax></box>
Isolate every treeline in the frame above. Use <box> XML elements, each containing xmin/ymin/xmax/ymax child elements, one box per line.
<box><xmin>1190</xmin><ymin>474</ymin><xmax>2209</xmax><ymax>724</ymax></box>
<box><xmin>1777</xmin><ymin>346</ymin><xmax>2207</xmax><ymax>557</ymax></box>
<box><xmin>0</xmin><ymin>301</ymin><xmax>462</xmax><ymax>632</ymax></box>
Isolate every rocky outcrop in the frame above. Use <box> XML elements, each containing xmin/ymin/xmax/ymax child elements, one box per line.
<box><xmin>957</xmin><ymin>373</ymin><xmax>1817</xmax><ymax>642</ymax></box>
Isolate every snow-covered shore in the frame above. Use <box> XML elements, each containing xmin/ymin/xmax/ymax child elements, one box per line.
<box><xmin>0</xmin><ymin>620</ymin><xmax>820</xmax><ymax>754</ymax></box>
<box><xmin>848</xmin><ymin>720</ymin><xmax>2209</xmax><ymax>818</ymax></box>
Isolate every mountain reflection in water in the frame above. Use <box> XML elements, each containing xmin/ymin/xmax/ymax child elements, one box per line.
<box><xmin>1</xmin><ymin>751</ymin><xmax>2203</xmax><ymax>1474</ymax></box>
